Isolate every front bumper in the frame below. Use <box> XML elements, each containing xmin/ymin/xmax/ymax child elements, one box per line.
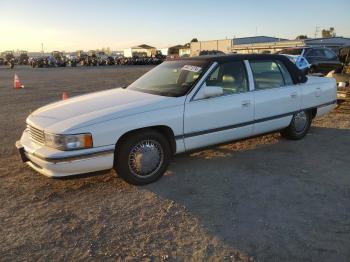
<box><xmin>16</xmin><ymin>130</ymin><xmax>115</xmax><ymax>177</ymax></box>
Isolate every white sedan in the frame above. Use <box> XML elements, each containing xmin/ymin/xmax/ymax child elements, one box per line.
<box><xmin>16</xmin><ymin>54</ymin><xmax>337</xmax><ymax>185</ymax></box>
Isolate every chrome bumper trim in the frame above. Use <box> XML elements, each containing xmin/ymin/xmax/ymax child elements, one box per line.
<box><xmin>40</xmin><ymin>149</ymin><xmax>115</xmax><ymax>163</ymax></box>
<box><xmin>16</xmin><ymin>140</ymin><xmax>115</xmax><ymax>164</ymax></box>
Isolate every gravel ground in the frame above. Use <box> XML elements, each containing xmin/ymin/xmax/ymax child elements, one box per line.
<box><xmin>0</xmin><ymin>66</ymin><xmax>349</xmax><ymax>262</ymax></box>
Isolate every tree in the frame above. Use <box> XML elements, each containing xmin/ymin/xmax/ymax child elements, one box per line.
<box><xmin>322</xmin><ymin>27</ymin><xmax>336</xmax><ymax>38</ymax></box>
<box><xmin>296</xmin><ymin>35</ymin><xmax>308</xmax><ymax>40</ymax></box>
<box><xmin>190</xmin><ymin>38</ymin><xmax>199</xmax><ymax>43</ymax></box>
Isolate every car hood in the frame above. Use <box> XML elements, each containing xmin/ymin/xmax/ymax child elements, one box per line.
<box><xmin>27</xmin><ymin>88</ymin><xmax>179</xmax><ymax>133</ymax></box>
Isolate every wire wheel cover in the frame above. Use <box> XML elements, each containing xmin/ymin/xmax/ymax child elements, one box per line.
<box><xmin>293</xmin><ymin>111</ymin><xmax>307</xmax><ymax>133</ymax></box>
<box><xmin>128</xmin><ymin>140</ymin><xmax>164</xmax><ymax>177</ymax></box>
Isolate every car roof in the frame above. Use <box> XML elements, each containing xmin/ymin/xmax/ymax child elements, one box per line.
<box><xmin>176</xmin><ymin>54</ymin><xmax>308</xmax><ymax>84</ymax></box>
<box><xmin>177</xmin><ymin>54</ymin><xmax>292</xmax><ymax>63</ymax></box>
<box><xmin>282</xmin><ymin>47</ymin><xmax>308</xmax><ymax>50</ymax></box>
<box><xmin>282</xmin><ymin>47</ymin><xmax>334</xmax><ymax>51</ymax></box>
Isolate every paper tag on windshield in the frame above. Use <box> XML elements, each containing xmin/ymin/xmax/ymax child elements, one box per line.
<box><xmin>181</xmin><ymin>65</ymin><xmax>202</xmax><ymax>73</ymax></box>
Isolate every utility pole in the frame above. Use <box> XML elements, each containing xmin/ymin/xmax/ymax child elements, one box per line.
<box><xmin>314</xmin><ymin>26</ymin><xmax>320</xmax><ymax>39</ymax></box>
<box><xmin>41</xmin><ymin>43</ymin><xmax>44</xmax><ymax>54</ymax></box>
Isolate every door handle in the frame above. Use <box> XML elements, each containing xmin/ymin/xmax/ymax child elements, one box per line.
<box><xmin>241</xmin><ymin>100</ymin><xmax>251</xmax><ymax>107</ymax></box>
<box><xmin>290</xmin><ymin>92</ymin><xmax>297</xmax><ymax>98</ymax></box>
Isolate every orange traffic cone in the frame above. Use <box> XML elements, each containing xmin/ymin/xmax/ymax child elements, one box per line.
<box><xmin>62</xmin><ymin>92</ymin><xmax>69</xmax><ymax>100</ymax></box>
<box><xmin>14</xmin><ymin>74</ymin><xmax>24</xmax><ymax>89</ymax></box>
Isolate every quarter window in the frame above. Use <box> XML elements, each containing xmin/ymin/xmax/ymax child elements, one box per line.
<box><xmin>250</xmin><ymin>61</ymin><xmax>285</xmax><ymax>90</ymax></box>
<box><xmin>206</xmin><ymin>61</ymin><xmax>248</xmax><ymax>95</ymax></box>
<box><xmin>277</xmin><ymin>61</ymin><xmax>294</xmax><ymax>85</ymax></box>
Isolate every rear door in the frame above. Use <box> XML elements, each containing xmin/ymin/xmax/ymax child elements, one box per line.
<box><xmin>249</xmin><ymin>60</ymin><xmax>301</xmax><ymax>135</ymax></box>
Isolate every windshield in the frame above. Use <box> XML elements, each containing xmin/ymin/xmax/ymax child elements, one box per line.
<box><xmin>127</xmin><ymin>60</ymin><xmax>209</xmax><ymax>97</ymax></box>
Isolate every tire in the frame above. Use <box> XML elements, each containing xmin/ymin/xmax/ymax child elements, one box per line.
<box><xmin>281</xmin><ymin>110</ymin><xmax>312</xmax><ymax>140</ymax></box>
<box><xmin>114</xmin><ymin>130</ymin><xmax>172</xmax><ymax>185</ymax></box>
<box><xmin>308</xmin><ymin>66</ymin><xmax>318</xmax><ymax>75</ymax></box>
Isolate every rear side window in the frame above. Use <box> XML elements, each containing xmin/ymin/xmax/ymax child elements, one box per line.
<box><xmin>306</xmin><ymin>49</ymin><xmax>324</xmax><ymax>57</ymax></box>
<box><xmin>250</xmin><ymin>61</ymin><xmax>284</xmax><ymax>90</ymax></box>
<box><xmin>323</xmin><ymin>49</ymin><xmax>337</xmax><ymax>59</ymax></box>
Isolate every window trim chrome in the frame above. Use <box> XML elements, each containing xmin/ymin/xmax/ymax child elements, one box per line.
<box><xmin>247</xmin><ymin>59</ymin><xmax>296</xmax><ymax>92</ymax></box>
<box><xmin>189</xmin><ymin>60</ymin><xmax>253</xmax><ymax>102</ymax></box>
<box><xmin>188</xmin><ymin>62</ymin><xmax>218</xmax><ymax>102</ymax></box>
<box><xmin>244</xmin><ymin>60</ymin><xmax>255</xmax><ymax>91</ymax></box>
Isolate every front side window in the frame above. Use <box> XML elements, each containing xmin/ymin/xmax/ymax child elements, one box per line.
<box><xmin>127</xmin><ymin>60</ymin><xmax>209</xmax><ymax>97</ymax></box>
<box><xmin>250</xmin><ymin>60</ymin><xmax>285</xmax><ymax>90</ymax></box>
<box><xmin>205</xmin><ymin>61</ymin><xmax>249</xmax><ymax>95</ymax></box>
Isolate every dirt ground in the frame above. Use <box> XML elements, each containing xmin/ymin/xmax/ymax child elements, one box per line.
<box><xmin>0</xmin><ymin>66</ymin><xmax>349</xmax><ymax>262</ymax></box>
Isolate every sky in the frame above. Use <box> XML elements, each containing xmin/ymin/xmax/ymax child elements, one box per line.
<box><xmin>0</xmin><ymin>0</ymin><xmax>349</xmax><ymax>52</ymax></box>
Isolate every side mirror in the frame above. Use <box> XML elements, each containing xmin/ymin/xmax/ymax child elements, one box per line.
<box><xmin>195</xmin><ymin>83</ymin><xmax>223</xmax><ymax>100</ymax></box>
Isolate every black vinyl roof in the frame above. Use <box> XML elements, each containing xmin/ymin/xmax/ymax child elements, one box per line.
<box><xmin>178</xmin><ymin>54</ymin><xmax>308</xmax><ymax>84</ymax></box>
<box><xmin>181</xmin><ymin>54</ymin><xmax>285</xmax><ymax>62</ymax></box>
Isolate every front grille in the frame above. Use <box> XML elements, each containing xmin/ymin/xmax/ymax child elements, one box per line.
<box><xmin>27</xmin><ymin>125</ymin><xmax>45</xmax><ymax>144</ymax></box>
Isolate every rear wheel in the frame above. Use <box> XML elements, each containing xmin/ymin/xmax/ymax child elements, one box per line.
<box><xmin>114</xmin><ymin>130</ymin><xmax>171</xmax><ymax>185</ymax></box>
<box><xmin>281</xmin><ymin>110</ymin><xmax>311</xmax><ymax>140</ymax></box>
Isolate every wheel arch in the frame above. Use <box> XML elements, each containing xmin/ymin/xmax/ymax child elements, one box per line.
<box><xmin>309</xmin><ymin>108</ymin><xmax>317</xmax><ymax>119</ymax></box>
<box><xmin>115</xmin><ymin>125</ymin><xmax>177</xmax><ymax>155</ymax></box>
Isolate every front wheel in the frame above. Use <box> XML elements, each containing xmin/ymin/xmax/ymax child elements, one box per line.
<box><xmin>114</xmin><ymin>130</ymin><xmax>171</xmax><ymax>185</ymax></box>
<box><xmin>281</xmin><ymin>110</ymin><xmax>311</xmax><ymax>140</ymax></box>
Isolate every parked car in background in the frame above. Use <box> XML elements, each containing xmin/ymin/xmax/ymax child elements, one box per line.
<box><xmin>115</xmin><ymin>56</ymin><xmax>164</xmax><ymax>66</ymax></box>
<box><xmin>18</xmin><ymin>51</ymin><xmax>29</xmax><ymax>65</ymax></box>
<box><xmin>52</xmin><ymin>51</ymin><xmax>67</xmax><ymax>67</ymax></box>
<box><xmin>16</xmin><ymin>54</ymin><xmax>336</xmax><ymax>185</ymax></box>
<box><xmin>96</xmin><ymin>51</ymin><xmax>109</xmax><ymax>66</ymax></box>
<box><xmin>199</xmin><ymin>50</ymin><xmax>226</xmax><ymax>56</ymax></box>
<box><xmin>31</xmin><ymin>56</ymin><xmax>57</xmax><ymax>68</ymax></box>
<box><xmin>84</xmin><ymin>50</ymin><xmax>98</xmax><ymax>66</ymax></box>
<box><xmin>76</xmin><ymin>50</ymin><xmax>88</xmax><ymax>65</ymax></box>
<box><xmin>106</xmin><ymin>56</ymin><xmax>115</xmax><ymax>65</ymax></box>
<box><xmin>66</xmin><ymin>54</ymin><xmax>79</xmax><ymax>67</ymax></box>
<box><xmin>326</xmin><ymin>45</ymin><xmax>350</xmax><ymax>100</ymax></box>
<box><xmin>278</xmin><ymin>47</ymin><xmax>342</xmax><ymax>75</ymax></box>
<box><xmin>1</xmin><ymin>51</ymin><xmax>15</xmax><ymax>65</ymax></box>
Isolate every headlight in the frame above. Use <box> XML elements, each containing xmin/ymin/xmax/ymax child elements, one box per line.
<box><xmin>44</xmin><ymin>133</ymin><xmax>93</xmax><ymax>150</ymax></box>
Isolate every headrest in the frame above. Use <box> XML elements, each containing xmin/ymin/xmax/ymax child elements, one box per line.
<box><xmin>222</xmin><ymin>75</ymin><xmax>235</xmax><ymax>83</ymax></box>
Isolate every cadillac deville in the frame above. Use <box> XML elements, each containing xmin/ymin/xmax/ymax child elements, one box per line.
<box><xmin>16</xmin><ymin>54</ymin><xmax>337</xmax><ymax>185</ymax></box>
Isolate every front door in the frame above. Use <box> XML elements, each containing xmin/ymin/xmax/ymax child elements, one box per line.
<box><xmin>184</xmin><ymin>60</ymin><xmax>254</xmax><ymax>151</ymax></box>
